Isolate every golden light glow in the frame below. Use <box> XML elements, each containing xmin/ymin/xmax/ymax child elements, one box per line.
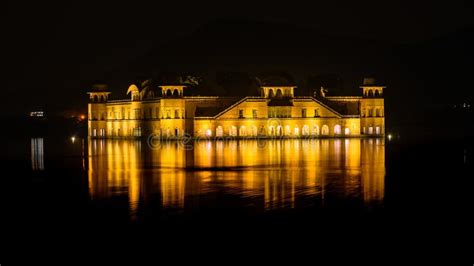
<box><xmin>88</xmin><ymin>84</ymin><xmax>385</xmax><ymax>138</ymax></box>
<box><xmin>87</xmin><ymin>139</ymin><xmax>385</xmax><ymax>215</ymax></box>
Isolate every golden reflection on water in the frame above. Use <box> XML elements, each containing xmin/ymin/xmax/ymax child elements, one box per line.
<box><xmin>88</xmin><ymin>139</ymin><xmax>385</xmax><ymax>217</ymax></box>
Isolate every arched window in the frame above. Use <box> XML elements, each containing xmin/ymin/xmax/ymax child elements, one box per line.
<box><xmin>374</xmin><ymin>90</ymin><xmax>380</xmax><ymax>97</ymax></box>
<box><xmin>321</xmin><ymin>125</ymin><xmax>329</xmax><ymax>135</ymax></box>
<box><xmin>205</xmin><ymin>129</ymin><xmax>212</xmax><ymax>137</ymax></box>
<box><xmin>268</xmin><ymin>89</ymin><xmax>274</xmax><ymax>98</ymax></box>
<box><xmin>166</xmin><ymin>89</ymin><xmax>172</xmax><ymax>97</ymax></box>
<box><xmin>276</xmin><ymin>89</ymin><xmax>283</xmax><ymax>98</ymax></box>
<box><xmin>368</xmin><ymin>109</ymin><xmax>373</xmax><ymax>117</ymax></box>
<box><xmin>216</xmin><ymin>126</ymin><xmax>223</xmax><ymax>137</ymax></box>
<box><xmin>334</xmin><ymin>124</ymin><xmax>342</xmax><ymax>135</ymax></box>
<box><xmin>314</xmin><ymin>109</ymin><xmax>320</xmax><ymax>117</ymax></box>
<box><xmin>285</xmin><ymin>125</ymin><xmax>291</xmax><ymax>136</ymax></box>
<box><xmin>344</xmin><ymin>128</ymin><xmax>350</xmax><ymax>135</ymax></box>
<box><xmin>173</xmin><ymin>89</ymin><xmax>179</xmax><ymax>97</ymax></box>
<box><xmin>368</xmin><ymin>90</ymin><xmax>374</xmax><ymax>97</ymax></box>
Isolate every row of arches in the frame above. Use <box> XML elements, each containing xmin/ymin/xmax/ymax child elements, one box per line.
<box><xmin>211</xmin><ymin>124</ymin><xmax>351</xmax><ymax>137</ymax></box>
<box><xmin>90</xmin><ymin>127</ymin><xmax>185</xmax><ymax>138</ymax></box>
<box><xmin>268</xmin><ymin>89</ymin><xmax>283</xmax><ymax>98</ymax></box>
<box><xmin>363</xmin><ymin>89</ymin><xmax>383</xmax><ymax>97</ymax></box>
<box><xmin>163</xmin><ymin>89</ymin><xmax>183</xmax><ymax>97</ymax></box>
<box><xmin>362</xmin><ymin>108</ymin><xmax>384</xmax><ymax>117</ymax></box>
<box><xmin>362</xmin><ymin>126</ymin><xmax>382</xmax><ymax>135</ymax></box>
<box><xmin>262</xmin><ymin>87</ymin><xmax>294</xmax><ymax>98</ymax></box>
<box><xmin>90</xmin><ymin>95</ymin><xmax>108</xmax><ymax>103</ymax></box>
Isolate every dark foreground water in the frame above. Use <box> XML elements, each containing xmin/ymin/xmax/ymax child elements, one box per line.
<box><xmin>4</xmin><ymin>136</ymin><xmax>472</xmax><ymax>254</ymax></box>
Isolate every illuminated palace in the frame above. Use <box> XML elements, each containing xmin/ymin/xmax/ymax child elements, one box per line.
<box><xmin>87</xmin><ymin>78</ymin><xmax>385</xmax><ymax>138</ymax></box>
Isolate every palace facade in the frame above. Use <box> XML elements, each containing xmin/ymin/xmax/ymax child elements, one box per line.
<box><xmin>87</xmin><ymin>78</ymin><xmax>385</xmax><ymax>138</ymax></box>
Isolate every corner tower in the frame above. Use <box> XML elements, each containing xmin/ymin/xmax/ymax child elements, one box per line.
<box><xmin>87</xmin><ymin>84</ymin><xmax>110</xmax><ymax>138</ymax></box>
<box><xmin>360</xmin><ymin>78</ymin><xmax>385</xmax><ymax>135</ymax></box>
<box><xmin>158</xmin><ymin>85</ymin><xmax>186</xmax><ymax>137</ymax></box>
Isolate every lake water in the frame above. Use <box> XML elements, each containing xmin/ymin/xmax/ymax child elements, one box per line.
<box><xmin>87</xmin><ymin>138</ymin><xmax>385</xmax><ymax>218</ymax></box>
<box><xmin>7</xmin><ymin>135</ymin><xmax>471</xmax><ymax>246</ymax></box>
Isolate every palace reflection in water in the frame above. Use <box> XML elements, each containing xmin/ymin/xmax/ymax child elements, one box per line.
<box><xmin>87</xmin><ymin>139</ymin><xmax>385</xmax><ymax>219</ymax></box>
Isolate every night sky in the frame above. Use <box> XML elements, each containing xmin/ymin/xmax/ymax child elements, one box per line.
<box><xmin>4</xmin><ymin>1</ymin><xmax>474</xmax><ymax>118</ymax></box>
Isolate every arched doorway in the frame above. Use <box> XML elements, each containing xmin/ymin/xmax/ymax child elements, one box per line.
<box><xmin>277</xmin><ymin>125</ymin><xmax>282</xmax><ymax>136</ymax></box>
<box><xmin>375</xmin><ymin>126</ymin><xmax>381</xmax><ymax>135</ymax></box>
<box><xmin>285</xmin><ymin>125</ymin><xmax>291</xmax><ymax>136</ymax></box>
<box><xmin>312</xmin><ymin>125</ymin><xmax>319</xmax><ymax>136</ymax></box>
<box><xmin>239</xmin><ymin>126</ymin><xmax>247</xmax><ymax>137</ymax></box>
<box><xmin>344</xmin><ymin>128</ymin><xmax>350</xmax><ymax>135</ymax></box>
<box><xmin>321</xmin><ymin>125</ymin><xmax>329</xmax><ymax>135</ymax></box>
<box><xmin>216</xmin><ymin>126</ymin><xmax>223</xmax><ymax>137</ymax></box>
<box><xmin>368</xmin><ymin>127</ymin><xmax>374</xmax><ymax>135</ymax></box>
<box><xmin>294</xmin><ymin>127</ymin><xmax>299</xmax><ymax>136</ymax></box>
<box><xmin>251</xmin><ymin>126</ymin><xmax>258</xmax><ymax>137</ymax></box>
<box><xmin>269</xmin><ymin>126</ymin><xmax>275</xmax><ymax>136</ymax></box>
<box><xmin>334</xmin><ymin>125</ymin><xmax>341</xmax><ymax>135</ymax></box>
<box><xmin>230</xmin><ymin>126</ymin><xmax>237</xmax><ymax>136</ymax></box>
<box><xmin>302</xmin><ymin>125</ymin><xmax>309</xmax><ymax>136</ymax></box>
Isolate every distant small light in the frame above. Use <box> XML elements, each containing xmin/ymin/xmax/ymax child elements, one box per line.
<box><xmin>71</xmin><ymin>136</ymin><xmax>76</xmax><ymax>143</ymax></box>
<box><xmin>80</xmin><ymin>114</ymin><xmax>86</xmax><ymax>120</ymax></box>
<box><xmin>30</xmin><ymin>111</ymin><xmax>44</xmax><ymax>117</ymax></box>
<box><xmin>387</xmin><ymin>134</ymin><xmax>392</xmax><ymax>141</ymax></box>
